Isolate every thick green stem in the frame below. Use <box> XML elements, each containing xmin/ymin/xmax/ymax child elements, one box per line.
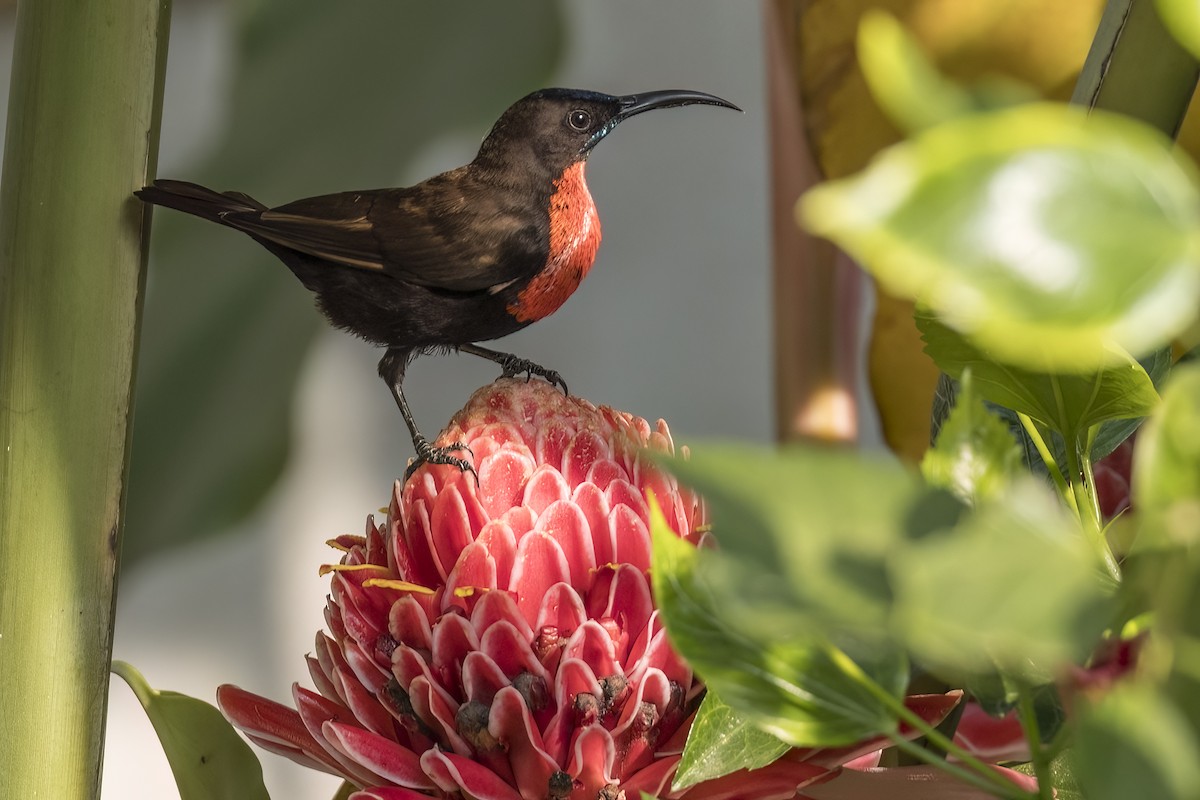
<box><xmin>0</xmin><ymin>0</ymin><xmax>171</xmax><ymax>797</ymax></box>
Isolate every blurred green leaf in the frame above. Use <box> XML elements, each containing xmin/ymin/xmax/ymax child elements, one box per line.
<box><xmin>801</xmin><ymin>103</ymin><xmax>1200</xmax><ymax>373</ymax></box>
<box><xmin>1014</xmin><ymin>750</ymin><xmax>1083</xmax><ymax>800</ymax></box>
<box><xmin>856</xmin><ymin>11</ymin><xmax>976</xmax><ymax>133</ymax></box>
<box><xmin>1158</xmin><ymin>0</ymin><xmax>1200</xmax><ymax>62</ymax></box>
<box><xmin>919</xmin><ymin>312</ymin><xmax>1159</xmax><ymax>445</ymax></box>
<box><xmin>659</xmin><ymin>444</ymin><xmax>919</xmax><ymax>636</ymax></box>
<box><xmin>127</xmin><ymin>0</ymin><xmax>565</xmax><ymax>565</ymax></box>
<box><xmin>675</xmin><ymin>690</ymin><xmax>791</xmax><ymax>790</ymax></box>
<box><xmin>1134</xmin><ymin>363</ymin><xmax>1200</xmax><ymax>515</ymax></box>
<box><xmin>650</xmin><ymin>505</ymin><xmax>908</xmax><ymax>748</ymax></box>
<box><xmin>891</xmin><ymin>480</ymin><xmax>1112</xmax><ymax>682</ymax></box>
<box><xmin>111</xmin><ymin>661</ymin><xmax>269</xmax><ymax>800</ymax></box>
<box><xmin>1075</xmin><ymin>682</ymin><xmax>1200</xmax><ymax>800</ymax></box>
<box><xmin>922</xmin><ymin>369</ymin><xmax>1024</xmax><ymax>504</ymax></box>
<box><xmin>856</xmin><ymin>11</ymin><xmax>1037</xmax><ymax>136</ymax></box>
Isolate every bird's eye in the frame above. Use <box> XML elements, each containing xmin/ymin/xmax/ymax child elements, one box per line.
<box><xmin>566</xmin><ymin>109</ymin><xmax>592</xmax><ymax>132</ymax></box>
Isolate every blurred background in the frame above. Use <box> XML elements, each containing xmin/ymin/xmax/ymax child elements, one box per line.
<box><xmin>0</xmin><ymin>0</ymin><xmax>1122</xmax><ymax>797</ymax></box>
<box><xmin>4</xmin><ymin>1</ymin><xmax>768</xmax><ymax>797</ymax></box>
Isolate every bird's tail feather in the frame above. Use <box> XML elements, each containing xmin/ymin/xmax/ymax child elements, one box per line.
<box><xmin>135</xmin><ymin>179</ymin><xmax>267</xmax><ymax>223</ymax></box>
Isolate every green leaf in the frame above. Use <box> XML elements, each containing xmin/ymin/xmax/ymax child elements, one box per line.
<box><xmin>801</xmin><ymin>103</ymin><xmax>1200</xmax><ymax>373</ymax></box>
<box><xmin>922</xmin><ymin>369</ymin><xmax>1024</xmax><ymax>504</ymax></box>
<box><xmin>650</xmin><ymin>504</ymin><xmax>907</xmax><ymax>748</ymax></box>
<box><xmin>111</xmin><ymin>661</ymin><xmax>269</xmax><ymax>800</ymax></box>
<box><xmin>856</xmin><ymin>11</ymin><xmax>977</xmax><ymax>133</ymax></box>
<box><xmin>1158</xmin><ymin>0</ymin><xmax>1200</xmax><ymax>61</ymax></box>
<box><xmin>1014</xmin><ymin>750</ymin><xmax>1083</xmax><ymax>800</ymax></box>
<box><xmin>675</xmin><ymin>690</ymin><xmax>791</xmax><ymax>790</ymax></box>
<box><xmin>660</xmin><ymin>443</ymin><xmax>919</xmax><ymax>636</ymax></box>
<box><xmin>1075</xmin><ymin>682</ymin><xmax>1200</xmax><ymax>800</ymax></box>
<box><xmin>1134</xmin><ymin>363</ymin><xmax>1200</xmax><ymax>515</ymax></box>
<box><xmin>919</xmin><ymin>311</ymin><xmax>1160</xmax><ymax>444</ymax></box>
<box><xmin>891</xmin><ymin>480</ymin><xmax>1112</xmax><ymax>683</ymax></box>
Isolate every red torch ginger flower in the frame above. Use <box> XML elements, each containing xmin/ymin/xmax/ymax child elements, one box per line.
<box><xmin>218</xmin><ymin>379</ymin><xmax>958</xmax><ymax>800</ymax></box>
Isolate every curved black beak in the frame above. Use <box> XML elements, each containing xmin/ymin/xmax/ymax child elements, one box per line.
<box><xmin>612</xmin><ymin>89</ymin><xmax>742</xmax><ymax>122</ymax></box>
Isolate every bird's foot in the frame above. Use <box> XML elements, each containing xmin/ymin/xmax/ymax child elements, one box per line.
<box><xmin>405</xmin><ymin>436</ymin><xmax>477</xmax><ymax>482</ymax></box>
<box><xmin>495</xmin><ymin>354</ymin><xmax>569</xmax><ymax>395</ymax></box>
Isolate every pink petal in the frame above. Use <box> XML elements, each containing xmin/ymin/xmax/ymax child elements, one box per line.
<box><xmin>610</xmin><ymin>504</ymin><xmax>651</xmax><ymax>572</ymax></box>
<box><xmin>621</xmin><ymin>755</ymin><xmax>679</xmax><ymax>799</ymax></box>
<box><xmin>479</xmin><ymin>620</ymin><xmax>551</xmax><ymax>685</ymax></box>
<box><xmin>489</xmin><ymin>686</ymin><xmax>561</xmax><ymax>800</ymax></box>
<box><xmin>682</xmin><ymin>759</ymin><xmax>833</xmax><ymax>800</ymax></box>
<box><xmin>524</xmin><ymin>464</ymin><xmax>571</xmax><ymax>516</ymax></box>
<box><xmin>571</xmin><ymin>482</ymin><xmax>615</xmax><ymax>565</ymax></box>
<box><xmin>445</xmin><ymin>541</ymin><xmax>499</xmax><ymax>604</ymax></box>
<box><xmin>952</xmin><ymin>704</ymin><xmax>1029</xmax><ymax>763</ymax></box>
<box><xmin>462</xmin><ymin>649</ymin><xmax>513</xmax><ymax>704</ymax></box>
<box><xmin>430</xmin><ymin>483</ymin><xmax>476</xmax><ymax>578</ymax></box>
<box><xmin>510</xmin><ymin>531</ymin><xmax>571</xmax><ymax>627</ymax></box>
<box><xmin>535</xmin><ymin>500</ymin><xmax>597</xmax><ymax>591</ymax></box>
<box><xmin>533</xmin><ymin>583</ymin><xmax>589</xmax><ymax>643</ymax></box>
<box><xmin>564</xmin><ymin>429</ymin><xmax>611</xmax><ymax>487</ymax></box>
<box><xmin>562</xmin><ymin>620</ymin><xmax>620</xmax><ymax>680</ymax></box>
<box><xmin>323</xmin><ymin>721</ymin><xmax>434</xmax><ymax>789</ymax></box>
<box><xmin>421</xmin><ymin>748</ymin><xmax>524</xmax><ymax>800</ymax></box>
<box><xmin>800</xmin><ymin>765</ymin><xmax>1038</xmax><ymax>799</ymax></box>
<box><xmin>477</xmin><ymin>520</ymin><xmax>518</xmax><ymax>587</ymax></box>
<box><xmin>471</xmin><ymin>589</ymin><xmax>535</xmax><ymax>643</ymax></box>
<box><xmin>586</xmin><ymin>458</ymin><xmax>628</xmax><ymax>491</ymax></box>
<box><xmin>431</xmin><ymin>611</ymin><xmax>480</xmax><ymax>697</ymax></box>
<box><xmin>586</xmin><ymin>565</ymin><xmax>653</xmax><ymax>665</ymax></box>
<box><xmin>216</xmin><ymin>684</ymin><xmax>342</xmax><ymax>775</ymax></box>
<box><xmin>350</xmin><ymin>786</ymin><xmax>446</xmax><ymax>800</ymax></box>
<box><xmin>388</xmin><ymin>596</ymin><xmax>433</xmax><ymax>654</ymax></box>
<box><xmin>565</xmin><ymin>724</ymin><xmax>616</xmax><ymax>798</ymax></box>
<box><xmin>534</xmin><ymin>421</ymin><xmax>574</xmax><ymax>472</ymax></box>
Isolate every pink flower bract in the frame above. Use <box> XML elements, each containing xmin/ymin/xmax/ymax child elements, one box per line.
<box><xmin>217</xmin><ymin>379</ymin><xmax>959</xmax><ymax>800</ymax></box>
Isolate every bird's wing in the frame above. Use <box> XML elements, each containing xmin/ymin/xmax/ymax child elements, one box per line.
<box><xmin>220</xmin><ymin>174</ymin><xmax>546</xmax><ymax>293</ymax></box>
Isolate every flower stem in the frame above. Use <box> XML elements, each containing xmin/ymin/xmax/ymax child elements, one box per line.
<box><xmin>824</xmin><ymin>645</ymin><xmax>1033</xmax><ymax>798</ymax></box>
<box><xmin>1015</xmin><ymin>413</ymin><xmax>1072</xmax><ymax>509</ymax></box>
<box><xmin>1017</xmin><ymin>686</ymin><xmax>1054</xmax><ymax>800</ymax></box>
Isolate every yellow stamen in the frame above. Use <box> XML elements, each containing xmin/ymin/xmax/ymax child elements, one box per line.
<box><xmin>362</xmin><ymin>578</ymin><xmax>436</xmax><ymax>595</ymax></box>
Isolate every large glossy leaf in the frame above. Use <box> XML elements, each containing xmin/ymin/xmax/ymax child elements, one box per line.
<box><xmin>650</xmin><ymin>505</ymin><xmax>908</xmax><ymax>747</ymax></box>
<box><xmin>111</xmin><ymin>662</ymin><xmax>269</xmax><ymax>800</ymax></box>
<box><xmin>126</xmin><ymin>1</ymin><xmax>564</xmax><ymax>564</ymax></box>
<box><xmin>891</xmin><ymin>480</ymin><xmax>1112</xmax><ymax>682</ymax></box>
<box><xmin>1075</xmin><ymin>682</ymin><xmax>1200</xmax><ymax>800</ymax></box>
<box><xmin>921</xmin><ymin>369</ymin><xmax>1023</xmax><ymax>505</ymax></box>
<box><xmin>659</xmin><ymin>444</ymin><xmax>919</xmax><ymax>636</ymax></box>
<box><xmin>675</xmin><ymin>690</ymin><xmax>791</xmax><ymax>790</ymax></box>
<box><xmin>918</xmin><ymin>312</ymin><xmax>1160</xmax><ymax>445</ymax></box>
<box><xmin>801</xmin><ymin>103</ymin><xmax>1200</xmax><ymax>373</ymax></box>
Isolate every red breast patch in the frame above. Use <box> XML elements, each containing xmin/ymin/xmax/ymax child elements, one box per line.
<box><xmin>508</xmin><ymin>161</ymin><xmax>602</xmax><ymax>323</ymax></box>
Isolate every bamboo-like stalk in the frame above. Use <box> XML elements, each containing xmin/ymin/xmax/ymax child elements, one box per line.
<box><xmin>1073</xmin><ymin>0</ymin><xmax>1199</xmax><ymax>134</ymax></box>
<box><xmin>0</xmin><ymin>0</ymin><xmax>171</xmax><ymax>796</ymax></box>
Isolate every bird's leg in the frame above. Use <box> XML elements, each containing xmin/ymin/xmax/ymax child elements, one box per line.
<box><xmin>378</xmin><ymin>348</ymin><xmax>476</xmax><ymax>481</ymax></box>
<box><xmin>458</xmin><ymin>343</ymin><xmax>569</xmax><ymax>395</ymax></box>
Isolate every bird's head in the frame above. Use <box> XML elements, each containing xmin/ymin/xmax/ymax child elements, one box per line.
<box><xmin>474</xmin><ymin>87</ymin><xmax>740</xmax><ymax>178</ymax></box>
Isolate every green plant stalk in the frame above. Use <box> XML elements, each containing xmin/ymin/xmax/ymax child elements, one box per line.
<box><xmin>1062</xmin><ymin>434</ymin><xmax>1121</xmax><ymax>582</ymax></box>
<box><xmin>1072</xmin><ymin>0</ymin><xmax>1199</xmax><ymax>136</ymax></box>
<box><xmin>825</xmin><ymin>645</ymin><xmax>1029</xmax><ymax>798</ymax></box>
<box><xmin>885</xmin><ymin>734</ymin><xmax>1033</xmax><ymax>800</ymax></box>
<box><xmin>0</xmin><ymin>0</ymin><xmax>171</xmax><ymax>797</ymax></box>
<box><xmin>1015</xmin><ymin>412</ymin><xmax>1072</xmax><ymax>505</ymax></box>
<box><xmin>1017</xmin><ymin>686</ymin><xmax>1054</xmax><ymax>800</ymax></box>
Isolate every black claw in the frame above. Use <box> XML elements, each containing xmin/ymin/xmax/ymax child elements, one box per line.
<box><xmin>496</xmin><ymin>355</ymin><xmax>569</xmax><ymax>395</ymax></box>
<box><xmin>405</xmin><ymin>437</ymin><xmax>477</xmax><ymax>482</ymax></box>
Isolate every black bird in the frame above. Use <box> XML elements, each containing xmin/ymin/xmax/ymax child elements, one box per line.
<box><xmin>137</xmin><ymin>88</ymin><xmax>739</xmax><ymax>476</ymax></box>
